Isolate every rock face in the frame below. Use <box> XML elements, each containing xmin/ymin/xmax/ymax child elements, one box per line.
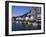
<box><xmin>31</xmin><ymin>7</ymin><xmax>41</xmax><ymax>20</ymax></box>
<box><xmin>31</xmin><ymin>7</ymin><xmax>41</xmax><ymax>26</ymax></box>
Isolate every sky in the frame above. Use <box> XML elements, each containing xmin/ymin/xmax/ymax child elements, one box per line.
<box><xmin>12</xmin><ymin>6</ymin><xmax>32</xmax><ymax>17</ymax></box>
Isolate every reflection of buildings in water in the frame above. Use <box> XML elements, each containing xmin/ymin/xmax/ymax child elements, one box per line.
<box><xmin>32</xmin><ymin>22</ymin><xmax>38</xmax><ymax>27</ymax></box>
<box><xmin>16</xmin><ymin>21</ymin><xmax>18</xmax><ymax>23</ymax></box>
